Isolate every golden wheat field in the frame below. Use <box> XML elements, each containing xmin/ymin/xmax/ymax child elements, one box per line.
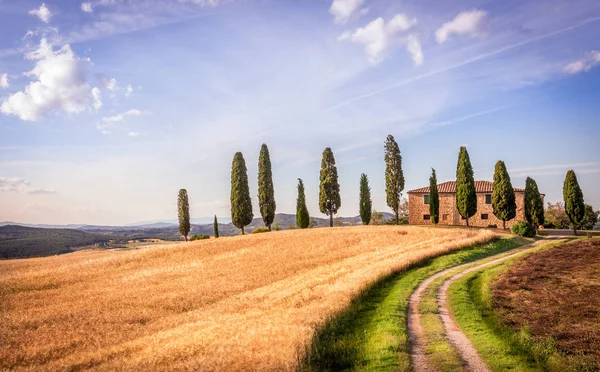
<box><xmin>0</xmin><ymin>226</ymin><xmax>495</xmax><ymax>371</ymax></box>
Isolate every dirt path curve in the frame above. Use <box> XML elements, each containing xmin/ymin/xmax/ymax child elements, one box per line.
<box><xmin>408</xmin><ymin>238</ymin><xmax>564</xmax><ymax>372</ymax></box>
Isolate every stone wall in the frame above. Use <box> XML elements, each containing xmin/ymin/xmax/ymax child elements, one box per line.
<box><xmin>408</xmin><ymin>191</ymin><xmax>528</xmax><ymax>228</ymax></box>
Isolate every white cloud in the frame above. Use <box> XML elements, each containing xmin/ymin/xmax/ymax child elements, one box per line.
<box><xmin>128</xmin><ymin>131</ymin><xmax>140</xmax><ymax>137</ymax></box>
<box><xmin>29</xmin><ymin>3</ymin><xmax>53</xmax><ymax>23</ymax></box>
<box><xmin>435</xmin><ymin>9</ymin><xmax>487</xmax><ymax>44</ymax></box>
<box><xmin>1</xmin><ymin>39</ymin><xmax>101</xmax><ymax>121</ymax></box>
<box><xmin>0</xmin><ymin>177</ymin><xmax>56</xmax><ymax>194</ymax></box>
<box><xmin>406</xmin><ymin>34</ymin><xmax>423</xmax><ymax>66</ymax></box>
<box><xmin>338</xmin><ymin>14</ymin><xmax>419</xmax><ymax>65</ymax></box>
<box><xmin>91</xmin><ymin>87</ymin><xmax>102</xmax><ymax>109</ymax></box>
<box><xmin>81</xmin><ymin>2</ymin><xmax>93</xmax><ymax>13</ymax></box>
<box><xmin>95</xmin><ymin>73</ymin><xmax>118</xmax><ymax>91</ymax></box>
<box><xmin>125</xmin><ymin>84</ymin><xmax>134</xmax><ymax>96</ymax></box>
<box><xmin>0</xmin><ymin>73</ymin><xmax>8</xmax><ymax>89</ymax></box>
<box><xmin>564</xmin><ymin>50</ymin><xmax>600</xmax><ymax>74</ymax></box>
<box><xmin>27</xmin><ymin>188</ymin><xmax>58</xmax><ymax>194</ymax></box>
<box><xmin>97</xmin><ymin>108</ymin><xmax>144</xmax><ymax>134</ymax></box>
<box><xmin>330</xmin><ymin>0</ymin><xmax>366</xmax><ymax>24</ymax></box>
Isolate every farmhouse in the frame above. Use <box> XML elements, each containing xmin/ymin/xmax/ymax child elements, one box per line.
<box><xmin>407</xmin><ymin>181</ymin><xmax>541</xmax><ymax>228</ymax></box>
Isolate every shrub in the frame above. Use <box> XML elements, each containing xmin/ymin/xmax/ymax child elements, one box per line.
<box><xmin>190</xmin><ymin>234</ymin><xmax>210</xmax><ymax>241</ymax></box>
<box><xmin>511</xmin><ymin>221</ymin><xmax>536</xmax><ymax>237</ymax></box>
<box><xmin>252</xmin><ymin>227</ymin><xmax>269</xmax><ymax>234</ymax></box>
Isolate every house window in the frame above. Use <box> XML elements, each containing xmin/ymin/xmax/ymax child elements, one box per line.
<box><xmin>442</xmin><ymin>214</ymin><xmax>448</xmax><ymax>221</ymax></box>
<box><xmin>481</xmin><ymin>214</ymin><xmax>489</xmax><ymax>220</ymax></box>
<box><xmin>423</xmin><ymin>214</ymin><xmax>430</xmax><ymax>221</ymax></box>
<box><xmin>424</xmin><ymin>195</ymin><xmax>430</xmax><ymax>204</ymax></box>
<box><xmin>485</xmin><ymin>194</ymin><xmax>492</xmax><ymax>204</ymax></box>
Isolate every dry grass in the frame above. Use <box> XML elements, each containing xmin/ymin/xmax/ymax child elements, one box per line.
<box><xmin>0</xmin><ymin>225</ymin><xmax>495</xmax><ymax>371</ymax></box>
<box><xmin>492</xmin><ymin>238</ymin><xmax>600</xmax><ymax>369</ymax></box>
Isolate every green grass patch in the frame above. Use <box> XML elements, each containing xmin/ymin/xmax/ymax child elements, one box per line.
<box><xmin>446</xmin><ymin>239</ymin><xmax>587</xmax><ymax>372</ymax></box>
<box><xmin>419</xmin><ymin>276</ymin><xmax>465</xmax><ymax>371</ymax></box>
<box><xmin>298</xmin><ymin>236</ymin><xmax>530</xmax><ymax>371</ymax></box>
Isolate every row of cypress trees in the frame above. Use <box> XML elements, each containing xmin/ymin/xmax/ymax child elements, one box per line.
<box><xmin>179</xmin><ymin>135</ymin><xmax>407</xmax><ymax>236</ymax></box>
<box><xmin>427</xmin><ymin>146</ymin><xmax>586</xmax><ymax>233</ymax></box>
<box><xmin>181</xmin><ymin>139</ymin><xmax>587</xmax><ymax>238</ymax></box>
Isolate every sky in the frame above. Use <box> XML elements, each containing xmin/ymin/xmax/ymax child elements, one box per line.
<box><xmin>0</xmin><ymin>0</ymin><xmax>599</xmax><ymax>225</ymax></box>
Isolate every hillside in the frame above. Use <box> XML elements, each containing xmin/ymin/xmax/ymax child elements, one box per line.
<box><xmin>0</xmin><ymin>225</ymin><xmax>110</xmax><ymax>259</ymax></box>
<box><xmin>0</xmin><ymin>226</ymin><xmax>495</xmax><ymax>370</ymax></box>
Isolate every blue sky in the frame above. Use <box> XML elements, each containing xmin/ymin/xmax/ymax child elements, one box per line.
<box><xmin>0</xmin><ymin>0</ymin><xmax>599</xmax><ymax>225</ymax></box>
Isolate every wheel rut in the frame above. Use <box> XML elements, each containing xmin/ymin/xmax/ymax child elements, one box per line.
<box><xmin>407</xmin><ymin>238</ymin><xmax>562</xmax><ymax>372</ymax></box>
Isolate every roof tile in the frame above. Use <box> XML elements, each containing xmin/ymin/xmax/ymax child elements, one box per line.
<box><xmin>408</xmin><ymin>180</ymin><xmax>525</xmax><ymax>194</ymax></box>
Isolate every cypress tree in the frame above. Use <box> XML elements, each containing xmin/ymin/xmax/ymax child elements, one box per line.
<box><xmin>455</xmin><ymin>146</ymin><xmax>477</xmax><ymax>226</ymax></box>
<box><xmin>492</xmin><ymin>161</ymin><xmax>516</xmax><ymax>230</ymax></box>
<box><xmin>213</xmin><ymin>215</ymin><xmax>219</xmax><ymax>238</ymax></box>
<box><xmin>429</xmin><ymin>168</ymin><xmax>439</xmax><ymax>225</ymax></box>
<box><xmin>230</xmin><ymin>152</ymin><xmax>253</xmax><ymax>234</ymax></box>
<box><xmin>177</xmin><ymin>189</ymin><xmax>190</xmax><ymax>241</ymax></box>
<box><xmin>563</xmin><ymin>170</ymin><xmax>585</xmax><ymax>235</ymax></box>
<box><xmin>258</xmin><ymin>144</ymin><xmax>276</xmax><ymax>231</ymax></box>
<box><xmin>384</xmin><ymin>135</ymin><xmax>404</xmax><ymax>224</ymax></box>
<box><xmin>359</xmin><ymin>173</ymin><xmax>372</xmax><ymax>225</ymax></box>
<box><xmin>524</xmin><ymin>177</ymin><xmax>544</xmax><ymax>231</ymax></box>
<box><xmin>319</xmin><ymin>147</ymin><xmax>341</xmax><ymax>227</ymax></box>
<box><xmin>296</xmin><ymin>178</ymin><xmax>310</xmax><ymax>229</ymax></box>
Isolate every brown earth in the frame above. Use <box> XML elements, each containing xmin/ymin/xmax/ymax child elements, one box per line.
<box><xmin>492</xmin><ymin>238</ymin><xmax>600</xmax><ymax>367</ymax></box>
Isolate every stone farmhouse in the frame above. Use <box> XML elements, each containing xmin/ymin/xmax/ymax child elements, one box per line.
<box><xmin>407</xmin><ymin>180</ymin><xmax>542</xmax><ymax>228</ymax></box>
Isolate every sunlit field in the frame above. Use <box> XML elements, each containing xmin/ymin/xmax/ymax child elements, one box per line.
<box><xmin>0</xmin><ymin>226</ymin><xmax>495</xmax><ymax>371</ymax></box>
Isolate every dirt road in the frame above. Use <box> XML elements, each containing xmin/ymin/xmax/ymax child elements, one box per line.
<box><xmin>407</xmin><ymin>238</ymin><xmax>563</xmax><ymax>371</ymax></box>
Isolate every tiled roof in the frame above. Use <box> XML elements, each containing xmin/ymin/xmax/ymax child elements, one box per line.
<box><xmin>408</xmin><ymin>180</ymin><xmax>525</xmax><ymax>194</ymax></box>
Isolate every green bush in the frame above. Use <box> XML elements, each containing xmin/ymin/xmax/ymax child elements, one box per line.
<box><xmin>190</xmin><ymin>234</ymin><xmax>210</xmax><ymax>241</ymax></box>
<box><xmin>510</xmin><ymin>221</ymin><xmax>536</xmax><ymax>237</ymax></box>
<box><xmin>252</xmin><ymin>227</ymin><xmax>270</xmax><ymax>234</ymax></box>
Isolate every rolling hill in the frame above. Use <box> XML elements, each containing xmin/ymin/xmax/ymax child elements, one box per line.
<box><xmin>0</xmin><ymin>225</ymin><xmax>111</xmax><ymax>259</ymax></box>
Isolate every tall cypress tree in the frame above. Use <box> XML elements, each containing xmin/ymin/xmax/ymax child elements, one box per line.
<box><xmin>359</xmin><ymin>173</ymin><xmax>372</xmax><ymax>225</ymax></box>
<box><xmin>455</xmin><ymin>146</ymin><xmax>477</xmax><ymax>226</ymax></box>
<box><xmin>429</xmin><ymin>168</ymin><xmax>439</xmax><ymax>225</ymax></box>
<box><xmin>563</xmin><ymin>170</ymin><xmax>585</xmax><ymax>235</ymax></box>
<box><xmin>258</xmin><ymin>144</ymin><xmax>276</xmax><ymax>231</ymax></box>
<box><xmin>492</xmin><ymin>161</ymin><xmax>516</xmax><ymax>230</ymax></box>
<box><xmin>385</xmin><ymin>135</ymin><xmax>404</xmax><ymax>224</ymax></box>
<box><xmin>524</xmin><ymin>177</ymin><xmax>544</xmax><ymax>230</ymax></box>
<box><xmin>177</xmin><ymin>189</ymin><xmax>190</xmax><ymax>241</ymax></box>
<box><xmin>319</xmin><ymin>147</ymin><xmax>341</xmax><ymax>227</ymax></box>
<box><xmin>296</xmin><ymin>178</ymin><xmax>310</xmax><ymax>229</ymax></box>
<box><xmin>213</xmin><ymin>215</ymin><xmax>219</xmax><ymax>238</ymax></box>
<box><xmin>230</xmin><ymin>152</ymin><xmax>253</xmax><ymax>234</ymax></box>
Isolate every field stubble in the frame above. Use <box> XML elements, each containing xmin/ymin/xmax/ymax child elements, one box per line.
<box><xmin>0</xmin><ymin>226</ymin><xmax>495</xmax><ymax>371</ymax></box>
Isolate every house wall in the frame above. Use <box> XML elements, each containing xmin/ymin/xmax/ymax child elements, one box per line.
<box><xmin>408</xmin><ymin>192</ymin><xmax>528</xmax><ymax>228</ymax></box>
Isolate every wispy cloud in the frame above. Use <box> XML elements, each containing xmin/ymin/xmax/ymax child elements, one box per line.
<box><xmin>29</xmin><ymin>3</ymin><xmax>53</xmax><ymax>23</ymax></box>
<box><xmin>329</xmin><ymin>0</ymin><xmax>367</xmax><ymax>24</ymax></box>
<box><xmin>0</xmin><ymin>73</ymin><xmax>8</xmax><ymax>89</ymax></box>
<box><xmin>0</xmin><ymin>177</ymin><xmax>57</xmax><ymax>194</ymax></box>
<box><xmin>435</xmin><ymin>9</ymin><xmax>487</xmax><ymax>44</ymax></box>
<box><xmin>326</xmin><ymin>16</ymin><xmax>600</xmax><ymax>112</ymax></box>
<box><xmin>429</xmin><ymin>106</ymin><xmax>512</xmax><ymax>128</ymax></box>
<box><xmin>510</xmin><ymin>162</ymin><xmax>600</xmax><ymax>177</ymax></box>
<box><xmin>97</xmin><ymin>109</ymin><xmax>146</xmax><ymax>134</ymax></box>
<box><xmin>564</xmin><ymin>50</ymin><xmax>600</xmax><ymax>74</ymax></box>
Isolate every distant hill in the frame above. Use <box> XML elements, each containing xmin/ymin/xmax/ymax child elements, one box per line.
<box><xmin>0</xmin><ymin>225</ymin><xmax>111</xmax><ymax>259</ymax></box>
<box><xmin>1</xmin><ymin>213</ymin><xmax>397</xmax><ymax>258</ymax></box>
